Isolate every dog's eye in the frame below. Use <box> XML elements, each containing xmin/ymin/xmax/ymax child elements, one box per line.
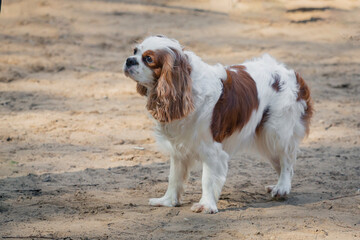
<box><xmin>133</xmin><ymin>48</ymin><xmax>137</xmax><ymax>55</ymax></box>
<box><xmin>144</xmin><ymin>56</ymin><xmax>153</xmax><ymax>63</ymax></box>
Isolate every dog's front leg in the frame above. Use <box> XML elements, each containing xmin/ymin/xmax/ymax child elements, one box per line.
<box><xmin>191</xmin><ymin>144</ymin><xmax>229</xmax><ymax>214</ymax></box>
<box><xmin>149</xmin><ymin>155</ymin><xmax>189</xmax><ymax>207</ymax></box>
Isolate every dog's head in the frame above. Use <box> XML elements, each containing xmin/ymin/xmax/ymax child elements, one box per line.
<box><xmin>123</xmin><ymin>35</ymin><xmax>194</xmax><ymax>123</ymax></box>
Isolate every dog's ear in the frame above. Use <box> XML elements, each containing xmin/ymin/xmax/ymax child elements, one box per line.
<box><xmin>136</xmin><ymin>83</ymin><xmax>148</xmax><ymax>96</ymax></box>
<box><xmin>147</xmin><ymin>49</ymin><xmax>194</xmax><ymax>123</ymax></box>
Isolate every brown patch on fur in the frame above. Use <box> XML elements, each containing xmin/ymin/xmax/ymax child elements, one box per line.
<box><xmin>271</xmin><ymin>73</ymin><xmax>282</xmax><ymax>92</ymax></box>
<box><xmin>255</xmin><ymin>106</ymin><xmax>270</xmax><ymax>135</ymax></box>
<box><xmin>136</xmin><ymin>83</ymin><xmax>148</xmax><ymax>96</ymax></box>
<box><xmin>143</xmin><ymin>48</ymin><xmax>194</xmax><ymax>123</ymax></box>
<box><xmin>295</xmin><ymin>72</ymin><xmax>313</xmax><ymax>135</ymax></box>
<box><xmin>211</xmin><ymin>65</ymin><xmax>259</xmax><ymax>142</ymax></box>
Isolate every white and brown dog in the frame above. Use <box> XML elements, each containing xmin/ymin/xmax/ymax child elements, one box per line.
<box><xmin>123</xmin><ymin>35</ymin><xmax>313</xmax><ymax>214</ymax></box>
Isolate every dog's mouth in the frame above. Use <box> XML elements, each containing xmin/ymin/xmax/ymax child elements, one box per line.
<box><xmin>123</xmin><ymin>67</ymin><xmax>131</xmax><ymax>77</ymax></box>
<box><xmin>124</xmin><ymin>67</ymin><xmax>136</xmax><ymax>79</ymax></box>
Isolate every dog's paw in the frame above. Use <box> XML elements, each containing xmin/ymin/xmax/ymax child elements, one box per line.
<box><xmin>149</xmin><ymin>196</ymin><xmax>179</xmax><ymax>207</ymax></box>
<box><xmin>191</xmin><ymin>203</ymin><xmax>218</xmax><ymax>214</ymax></box>
<box><xmin>266</xmin><ymin>183</ymin><xmax>291</xmax><ymax>199</ymax></box>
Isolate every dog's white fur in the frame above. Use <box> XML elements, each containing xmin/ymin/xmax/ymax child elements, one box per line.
<box><xmin>123</xmin><ymin>36</ymin><xmax>310</xmax><ymax>214</ymax></box>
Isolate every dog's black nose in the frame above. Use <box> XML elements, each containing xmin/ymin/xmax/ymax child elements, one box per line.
<box><xmin>126</xmin><ymin>57</ymin><xmax>138</xmax><ymax>67</ymax></box>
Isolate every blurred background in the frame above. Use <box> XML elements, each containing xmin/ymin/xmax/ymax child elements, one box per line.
<box><xmin>0</xmin><ymin>0</ymin><xmax>359</xmax><ymax>239</ymax></box>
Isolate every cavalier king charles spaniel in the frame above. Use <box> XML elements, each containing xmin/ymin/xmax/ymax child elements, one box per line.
<box><xmin>123</xmin><ymin>35</ymin><xmax>313</xmax><ymax>214</ymax></box>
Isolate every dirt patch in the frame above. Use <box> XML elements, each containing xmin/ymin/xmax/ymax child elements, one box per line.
<box><xmin>0</xmin><ymin>0</ymin><xmax>359</xmax><ymax>239</ymax></box>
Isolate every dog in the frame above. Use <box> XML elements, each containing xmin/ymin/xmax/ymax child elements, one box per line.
<box><xmin>123</xmin><ymin>35</ymin><xmax>313</xmax><ymax>213</ymax></box>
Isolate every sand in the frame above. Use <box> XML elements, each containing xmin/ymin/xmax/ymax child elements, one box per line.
<box><xmin>0</xmin><ymin>0</ymin><xmax>359</xmax><ymax>239</ymax></box>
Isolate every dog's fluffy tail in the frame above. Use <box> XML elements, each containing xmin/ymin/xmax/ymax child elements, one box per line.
<box><xmin>295</xmin><ymin>72</ymin><xmax>313</xmax><ymax>135</ymax></box>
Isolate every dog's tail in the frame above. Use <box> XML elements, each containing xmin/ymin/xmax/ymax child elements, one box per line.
<box><xmin>295</xmin><ymin>72</ymin><xmax>313</xmax><ymax>136</ymax></box>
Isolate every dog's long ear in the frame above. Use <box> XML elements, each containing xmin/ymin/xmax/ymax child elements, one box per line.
<box><xmin>147</xmin><ymin>48</ymin><xmax>194</xmax><ymax>123</ymax></box>
<box><xmin>136</xmin><ymin>83</ymin><xmax>148</xmax><ymax>96</ymax></box>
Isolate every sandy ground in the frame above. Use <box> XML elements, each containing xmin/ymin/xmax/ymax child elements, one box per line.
<box><xmin>1</xmin><ymin>0</ymin><xmax>360</xmax><ymax>239</ymax></box>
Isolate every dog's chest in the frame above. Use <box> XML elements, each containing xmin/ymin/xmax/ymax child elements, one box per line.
<box><xmin>156</xmin><ymin>120</ymin><xmax>196</xmax><ymax>145</ymax></box>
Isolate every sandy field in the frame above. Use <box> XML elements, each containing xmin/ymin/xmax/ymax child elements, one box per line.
<box><xmin>1</xmin><ymin>0</ymin><xmax>360</xmax><ymax>239</ymax></box>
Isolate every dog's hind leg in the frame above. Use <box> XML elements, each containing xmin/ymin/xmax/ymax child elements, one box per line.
<box><xmin>256</xmin><ymin>125</ymin><xmax>299</xmax><ymax>198</ymax></box>
<box><xmin>265</xmin><ymin>152</ymin><xmax>295</xmax><ymax>198</ymax></box>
